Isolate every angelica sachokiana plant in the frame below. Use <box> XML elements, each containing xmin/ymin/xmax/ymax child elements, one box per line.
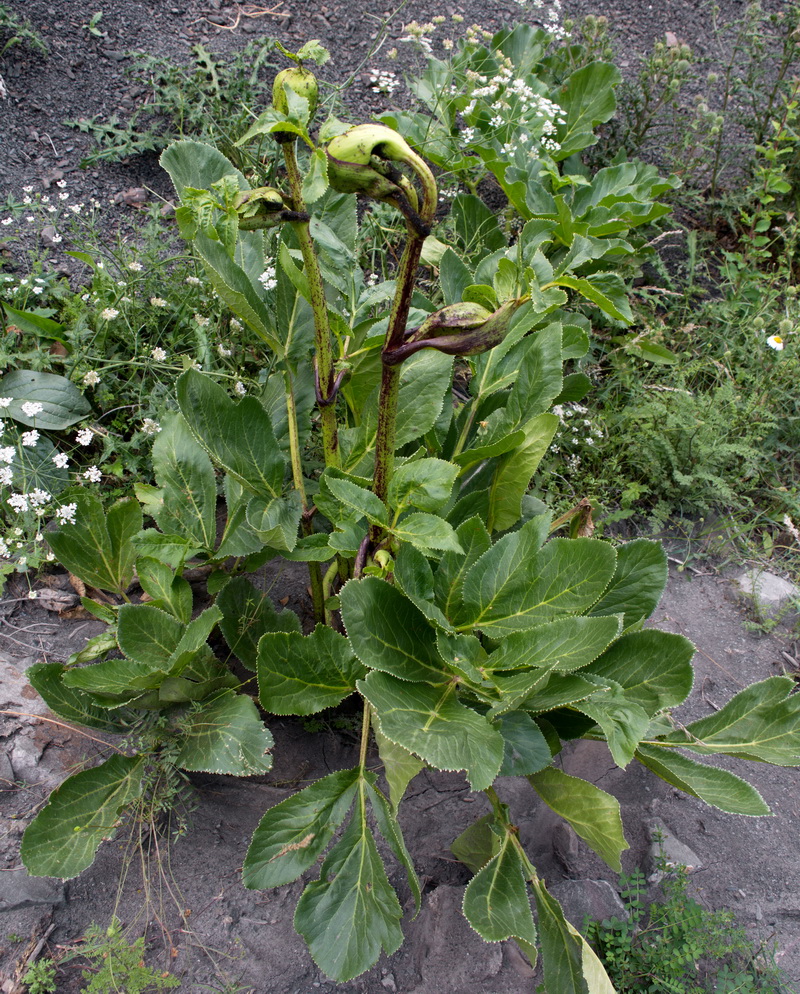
<box><xmin>20</xmin><ymin>34</ymin><xmax>800</xmax><ymax>994</ymax></box>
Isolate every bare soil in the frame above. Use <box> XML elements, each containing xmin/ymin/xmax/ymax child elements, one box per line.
<box><xmin>1</xmin><ymin>1</ymin><xmax>799</xmax><ymax>992</ymax></box>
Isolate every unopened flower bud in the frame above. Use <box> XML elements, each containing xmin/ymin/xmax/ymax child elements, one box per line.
<box><xmin>383</xmin><ymin>298</ymin><xmax>527</xmax><ymax>365</ymax></box>
<box><xmin>272</xmin><ymin>67</ymin><xmax>319</xmax><ymax>118</ymax></box>
<box><xmin>234</xmin><ymin>186</ymin><xmax>287</xmax><ymax>229</ymax></box>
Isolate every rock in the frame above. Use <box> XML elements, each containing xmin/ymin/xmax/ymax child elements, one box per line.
<box><xmin>40</xmin><ymin>225</ymin><xmax>60</xmax><ymax>247</ymax></box>
<box><xmin>0</xmin><ymin>868</ymin><xmax>65</xmax><ymax>912</ymax></box>
<box><xmin>735</xmin><ymin>570</ymin><xmax>798</xmax><ymax>616</ymax></box>
<box><xmin>548</xmin><ymin>879</ymin><xmax>628</xmax><ymax>933</ymax></box>
<box><xmin>0</xmin><ymin>749</ymin><xmax>14</xmax><ymax>788</ymax></box>
<box><xmin>552</xmin><ymin>821</ymin><xmax>580</xmax><ymax>877</ymax></box>
<box><xmin>645</xmin><ymin>817</ymin><xmax>703</xmax><ymax>882</ymax></box>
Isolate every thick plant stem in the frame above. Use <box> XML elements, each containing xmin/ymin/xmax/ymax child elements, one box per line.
<box><xmin>358</xmin><ymin>700</ymin><xmax>372</xmax><ymax>770</ymax></box>
<box><xmin>284</xmin><ymin>369</ymin><xmax>325</xmax><ymax>623</ymax></box>
<box><xmin>282</xmin><ymin>141</ymin><xmax>340</xmax><ymax>469</ymax></box>
<box><xmin>373</xmin><ymin>231</ymin><xmax>426</xmax><ymax>507</ymax></box>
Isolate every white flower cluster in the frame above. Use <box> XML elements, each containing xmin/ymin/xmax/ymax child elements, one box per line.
<box><xmin>369</xmin><ymin>69</ymin><xmax>401</xmax><ymax>96</ymax></box>
<box><xmin>258</xmin><ymin>264</ymin><xmax>277</xmax><ymax>291</ymax></box>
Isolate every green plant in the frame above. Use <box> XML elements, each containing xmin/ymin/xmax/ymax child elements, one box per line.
<box><xmin>75</xmin><ymin>917</ymin><xmax>180</xmax><ymax>993</ymax></box>
<box><xmin>586</xmin><ymin>862</ymin><xmax>791</xmax><ymax>993</ymax></box>
<box><xmin>22</xmin><ymin>958</ymin><xmax>57</xmax><ymax>994</ymax></box>
<box><xmin>18</xmin><ymin>29</ymin><xmax>800</xmax><ymax>994</ymax></box>
<box><xmin>0</xmin><ymin>5</ymin><xmax>47</xmax><ymax>58</ymax></box>
<box><xmin>82</xmin><ymin>11</ymin><xmax>107</xmax><ymax>39</ymax></box>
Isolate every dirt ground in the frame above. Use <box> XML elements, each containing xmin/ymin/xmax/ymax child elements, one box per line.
<box><xmin>1</xmin><ymin>0</ymin><xmax>800</xmax><ymax>991</ymax></box>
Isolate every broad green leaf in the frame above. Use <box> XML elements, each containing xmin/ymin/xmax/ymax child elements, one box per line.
<box><xmin>458</xmin><ymin>532</ymin><xmax>616</xmax><ymax>638</ymax></box>
<box><xmin>281</xmin><ymin>533</ymin><xmax>334</xmax><ymax>561</ymax></box>
<box><xmin>451</xmin><ymin>813</ymin><xmax>500</xmax><ymax>874</ymax></box>
<box><xmin>548</xmin><ymin>272</ymin><xmax>632</xmax><ymax>323</ymax></box>
<box><xmin>177</xmin><ymin>369</ymin><xmax>285</xmax><ymax>500</ymax></box>
<box><xmin>1</xmin><ymin>302</ymin><xmax>66</xmax><ymax>345</ymax></box>
<box><xmin>360</xmin><ymin>670</ymin><xmax>504</xmax><ymax>791</ymax></box>
<box><xmin>393</xmin><ymin>544</ymin><xmax>454</xmax><ymax>632</ymax></box>
<box><xmin>157</xmin><ymin>646</ymin><xmax>238</xmax><ymax>703</ymax></box>
<box><xmin>217</xmin><ymin>575</ymin><xmax>301</xmax><ymax>671</ymax></box>
<box><xmin>387</xmin><ymin>457</ymin><xmax>459</xmax><ymax>513</ymax></box>
<box><xmin>488</xmin><ymin>615</ymin><xmax>622</xmax><ymax>675</ymax></box>
<box><xmin>584</xmin><ymin>629</ymin><xmax>695</xmax><ymax>716</ymax></box>
<box><xmin>365</xmin><ymin>778</ymin><xmax>421</xmax><ymax>913</ymax></box>
<box><xmin>434</xmin><ymin>516</ymin><xmax>492</xmax><ymax>624</ymax></box>
<box><xmin>294</xmin><ymin>790</ymin><xmax>404</xmax><ymax>982</ymax></box>
<box><xmin>497</xmin><ymin>712</ymin><xmax>552</xmax><ymax>776</ymax></box>
<box><xmin>486</xmin><ymin>413</ymin><xmax>559</xmax><ymax>532</ymax></box>
<box><xmin>505</xmin><ymin>324</ymin><xmax>563</xmax><ymax>426</ymax></box>
<box><xmin>463</xmin><ymin>834</ymin><xmax>537</xmax><ymax>948</ymax></box>
<box><xmin>391</xmin><ymin>512</ymin><xmax>463</xmax><ymax>555</ymax></box>
<box><xmin>554</xmin><ymin>61</ymin><xmax>621</xmax><ymax>160</ymax></box>
<box><xmin>635</xmin><ymin>744</ymin><xmax>770</xmax><ymax>816</ymax></box>
<box><xmin>588</xmin><ymin>538</ymin><xmax>667</xmax><ymax>630</ymax></box>
<box><xmin>519</xmin><ymin>672</ymin><xmax>600</xmax><ymax>714</ymax></box>
<box><xmin>243</xmin><ymin>768</ymin><xmax>360</xmax><ymax>889</ymax></box>
<box><xmin>215</xmin><ymin>475</ymin><xmax>270</xmax><ymax>560</ymax></box>
<box><xmin>575</xmin><ymin>687</ymin><xmax>651</xmax><ymax>769</ymax></box>
<box><xmin>258</xmin><ymin>625</ymin><xmax>364</xmax><ymax>715</ymax></box>
<box><xmin>62</xmin><ymin>657</ymin><xmax>166</xmax><ymax>701</ymax></box>
<box><xmin>324</xmin><ymin>474</ymin><xmax>389</xmax><ymax>526</ymax></box>
<box><xmin>46</xmin><ymin>493</ymin><xmax>140</xmax><ymax>595</ymax></box>
<box><xmin>246</xmin><ymin>492</ymin><xmax>303</xmax><ymax>552</ymax></box>
<box><xmin>528</xmin><ymin>767</ymin><xmax>628</xmax><ymax>871</ymax></box>
<box><xmin>658</xmin><ymin>676</ymin><xmax>800</xmax><ymax>766</ymax></box>
<box><xmin>302</xmin><ymin>147</ymin><xmax>329</xmax><ymax>203</ymax></box>
<box><xmin>11</xmin><ymin>431</ymin><xmax>69</xmax><ymax>496</ymax></box>
<box><xmin>27</xmin><ymin>663</ymin><xmax>134</xmax><ymax>732</ymax></box>
<box><xmin>136</xmin><ymin>557</ymin><xmax>192</xmax><ymax>623</ymax></box>
<box><xmin>627</xmin><ymin>337</ymin><xmax>679</xmax><ymax>365</ymax></box>
<box><xmin>167</xmin><ymin>604</ymin><xmax>222</xmax><ymax>673</ymax></box>
<box><xmin>151</xmin><ymin>413</ymin><xmax>217</xmax><ymax>552</ymax></box>
<box><xmin>440</xmin><ymin>247</ymin><xmax>473</xmax><ymax>306</ymax></box>
<box><xmin>174</xmin><ymin>690</ymin><xmax>273</xmax><ymax>775</ymax></box>
<box><xmin>340</xmin><ymin>577</ymin><xmax>447</xmax><ymax>683</ymax></box>
<box><xmin>20</xmin><ymin>755</ymin><xmax>146</xmax><ymax>878</ymax></box>
<box><xmin>0</xmin><ymin>369</ymin><xmax>91</xmax><ymax>429</ymax></box>
<box><xmin>372</xmin><ymin>718</ymin><xmax>425</xmax><ymax>810</ymax></box>
<box><xmin>130</xmin><ymin>530</ymin><xmax>195</xmax><ymax>569</ymax></box>
<box><xmin>531</xmin><ymin>876</ymin><xmax>616</xmax><ymax>994</ymax></box>
<box><xmin>195</xmin><ymin>232</ymin><xmax>281</xmax><ymax>353</ymax></box>
<box><xmin>117</xmin><ymin>603</ymin><xmax>184</xmax><ymax>669</ymax></box>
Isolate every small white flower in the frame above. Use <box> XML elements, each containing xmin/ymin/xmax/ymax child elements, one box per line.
<box><xmin>46</xmin><ymin>551</ymin><xmax>55</xmax><ymax>560</ymax></box>
<box><xmin>0</xmin><ymin>446</ymin><xmax>15</xmax><ymax>464</ymax></box>
<box><xmin>52</xmin><ymin>452</ymin><xmax>69</xmax><ymax>469</ymax></box>
<box><xmin>150</xmin><ymin>297</ymin><xmax>167</xmax><ymax>308</ymax></box>
<box><xmin>234</xmin><ymin>381</ymin><xmax>246</xmax><ymax>396</ymax></box>
<box><xmin>191</xmin><ymin>361</ymin><xmax>202</xmax><ymax>371</ymax></box>
<box><xmin>55</xmin><ymin>502</ymin><xmax>77</xmax><ymax>524</ymax></box>
<box><xmin>26</xmin><ymin>216</ymin><xmax>35</xmax><ymax>223</ymax></box>
<box><xmin>28</xmin><ymin>489</ymin><xmax>50</xmax><ymax>507</ymax></box>
<box><xmin>101</xmin><ymin>307</ymin><xmax>119</xmax><ymax>320</ymax></box>
<box><xmin>127</xmin><ymin>261</ymin><xmax>143</xmax><ymax>272</ymax></box>
<box><xmin>0</xmin><ymin>398</ymin><xmax>11</xmax><ymax>409</ymax></box>
<box><xmin>7</xmin><ymin>494</ymin><xmax>28</xmax><ymax>513</ymax></box>
<box><xmin>0</xmin><ymin>466</ymin><xmax>13</xmax><ymax>485</ymax></box>
<box><xmin>58</xmin><ymin>192</ymin><xmax>69</xmax><ymax>201</ymax></box>
<box><xmin>83</xmin><ymin>465</ymin><xmax>102</xmax><ymax>483</ymax></box>
<box><xmin>141</xmin><ymin>418</ymin><xmax>161</xmax><ymax>435</ymax></box>
<box><xmin>185</xmin><ymin>275</ymin><xmax>202</xmax><ymax>285</ymax></box>
<box><xmin>23</xmin><ymin>185</ymin><xmax>33</xmax><ymax>193</ymax></box>
<box><xmin>21</xmin><ymin>430</ymin><xmax>40</xmax><ymax>447</ymax></box>
<box><xmin>21</xmin><ymin>401</ymin><xmax>43</xmax><ymax>418</ymax></box>
<box><xmin>194</xmin><ymin>313</ymin><xmax>210</xmax><ymax>327</ymax></box>
<box><xmin>151</xmin><ymin>346</ymin><xmax>167</xmax><ymax>361</ymax></box>
<box><xmin>229</xmin><ymin>318</ymin><xmax>243</xmax><ymax>332</ymax></box>
<box><xmin>76</xmin><ymin>428</ymin><xmax>94</xmax><ymax>446</ymax></box>
<box><xmin>83</xmin><ymin>370</ymin><xmax>100</xmax><ymax>387</ymax></box>
<box><xmin>28</xmin><ymin>590</ymin><xmax>38</xmax><ymax>599</ymax></box>
<box><xmin>1</xmin><ymin>218</ymin><xmax>12</xmax><ymax>226</ymax></box>
<box><xmin>217</xmin><ymin>343</ymin><xmax>232</xmax><ymax>357</ymax></box>
<box><xmin>767</xmin><ymin>335</ymin><xmax>784</xmax><ymax>351</ymax></box>
<box><xmin>258</xmin><ymin>266</ymin><xmax>277</xmax><ymax>291</ymax></box>
<box><xmin>56</xmin><ymin>179</ymin><xmax>67</xmax><ymax>189</ymax></box>
<box><xmin>31</xmin><ymin>286</ymin><xmax>44</xmax><ymax>295</ymax></box>
<box><xmin>96</xmin><ymin>260</ymin><xmax>104</xmax><ymax>269</ymax></box>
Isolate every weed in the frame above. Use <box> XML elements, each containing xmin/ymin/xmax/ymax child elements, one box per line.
<box><xmin>73</xmin><ymin>917</ymin><xmax>180</xmax><ymax>993</ymax></box>
<box><xmin>21</xmin><ymin>958</ymin><xmax>57</xmax><ymax>994</ymax></box>
<box><xmin>0</xmin><ymin>5</ymin><xmax>48</xmax><ymax>58</ymax></box>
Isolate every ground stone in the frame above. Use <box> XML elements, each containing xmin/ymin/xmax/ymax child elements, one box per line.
<box><xmin>0</xmin><ymin>868</ymin><xmax>65</xmax><ymax>913</ymax></box>
<box><xmin>735</xmin><ymin>570</ymin><xmax>798</xmax><ymax>615</ymax></box>
<box><xmin>645</xmin><ymin>817</ymin><xmax>704</xmax><ymax>882</ymax></box>
<box><xmin>548</xmin><ymin>879</ymin><xmax>628</xmax><ymax>933</ymax></box>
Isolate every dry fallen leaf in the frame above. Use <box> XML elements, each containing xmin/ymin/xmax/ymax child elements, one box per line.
<box><xmin>114</xmin><ymin>186</ymin><xmax>148</xmax><ymax>207</ymax></box>
<box><xmin>35</xmin><ymin>587</ymin><xmax>80</xmax><ymax>613</ymax></box>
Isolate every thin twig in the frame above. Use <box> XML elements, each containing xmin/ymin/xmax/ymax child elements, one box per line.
<box><xmin>0</xmin><ymin>710</ymin><xmax>124</xmax><ymax>752</ymax></box>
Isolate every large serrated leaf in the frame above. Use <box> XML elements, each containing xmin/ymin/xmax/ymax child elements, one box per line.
<box><xmin>294</xmin><ymin>788</ymin><xmax>404</xmax><ymax>982</ymax></box>
<box><xmin>177</xmin><ymin>369</ymin><xmax>286</xmax><ymax>500</ymax></box>
<box><xmin>463</xmin><ymin>834</ymin><xmax>537</xmax><ymax>948</ymax></box>
<box><xmin>27</xmin><ymin>663</ymin><xmax>135</xmax><ymax>732</ymax></box>
<box><xmin>588</xmin><ymin>538</ymin><xmax>667</xmax><ymax>630</ymax></box>
<box><xmin>434</xmin><ymin>516</ymin><xmax>492</xmax><ymax>623</ymax></box>
<box><xmin>218</xmin><ymin>575</ymin><xmax>300</xmax><ymax>671</ymax></box>
<box><xmin>359</xmin><ymin>670</ymin><xmax>504</xmax><ymax>791</ymax></box>
<box><xmin>635</xmin><ymin>744</ymin><xmax>770</xmax><ymax>816</ymax></box>
<box><xmin>21</xmin><ymin>755</ymin><xmax>146</xmax><ymax>878</ymax></box>
<box><xmin>584</xmin><ymin>629</ymin><xmax>695</xmax><ymax>716</ymax></box>
<box><xmin>174</xmin><ymin>690</ymin><xmax>273</xmax><ymax>775</ymax></box>
<box><xmin>340</xmin><ymin>577</ymin><xmax>447</xmax><ymax>683</ymax></box>
<box><xmin>658</xmin><ymin>676</ymin><xmax>800</xmax><ymax>765</ymax></box>
<box><xmin>486</xmin><ymin>413</ymin><xmax>559</xmax><ymax>533</ymax></box>
<box><xmin>528</xmin><ymin>767</ymin><xmax>628</xmax><ymax>872</ymax></box>
<box><xmin>488</xmin><ymin>615</ymin><xmax>622</xmax><ymax>674</ymax></box>
<box><xmin>575</xmin><ymin>687</ymin><xmax>651</xmax><ymax>769</ymax></box>
<box><xmin>116</xmin><ymin>603</ymin><xmax>184</xmax><ymax>669</ymax></box>
<box><xmin>46</xmin><ymin>493</ymin><xmax>141</xmax><ymax>595</ymax></box>
<box><xmin>458</xmin><ymin>531</ymin><xmax>616</xmax><ymax>638</ymax></box>
<box><xmin>0</xmin><ymin>369</ymin><xmax>91</xmax><ymax>429</ymax></box>
<box><xmin>258</xmin><ymin>625</ymin><xmax>364</xmax><ymax>715</ymax></box>
<box><xmin>388</xmin><ymin>457</ymin><xmax>459</xmax><ymax>513</ymax></box>
<box><xmin>372</xmin><ymin>717</ymin><xmax>425</xmax><ymax>810</ymax></box>
<box><xmin>243</xmin><ymin>768</ymin><xmax>360</xmax><ymax>889</ymax></box>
